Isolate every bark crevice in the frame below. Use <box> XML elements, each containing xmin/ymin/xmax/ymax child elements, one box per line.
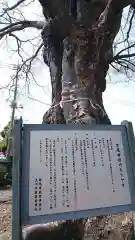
<box><xmin>41</xmin><ymin>0</ymin><xmax>122</xmax><ymax>124</ymax></box>
<box><xmin>38</xmin><ymin>0</ymin><xmax>127</xmax><ymax>239</ymax></box>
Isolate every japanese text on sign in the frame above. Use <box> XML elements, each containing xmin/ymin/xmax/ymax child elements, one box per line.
<box><xmin>29</xmin><ymin>130</ymin><xmax>131</xmax><ymax>217</ymax></box>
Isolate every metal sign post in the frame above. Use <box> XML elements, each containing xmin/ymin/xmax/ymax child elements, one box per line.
<box><xmin>12</xmin><ymin>119</ymin><xmax>135</xmax><ymax>239</ymax></box>
<box><xmin>123</xmin><ymin>121</ymin><xmax>135</xmax><ymax>236</ymax></box>
<box><xmin>12</xmin><ymin>119</ymin><xmax>22</xmax><ymax>240</ymax></box>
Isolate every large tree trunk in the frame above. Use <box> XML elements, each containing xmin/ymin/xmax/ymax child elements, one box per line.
<box><xmin>33</xmin><ymin>0</ymin><xmax>129</xmax><ymax>239</ymax></box>
<box><xmin>41</xmin><ymin>0</ymin><xmax>123</xmax><ymax>125</ymax></box>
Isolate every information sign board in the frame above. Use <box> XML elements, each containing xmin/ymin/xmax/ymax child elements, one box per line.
<box><xmin>17</xmin><ymin>123</ymin><xmax>135</xmax><ymax>225</ymax></box>
<box><xmin>29</xmin><ymin>130</ymin><xmax>131</xmax><ymax>216</ymax></box>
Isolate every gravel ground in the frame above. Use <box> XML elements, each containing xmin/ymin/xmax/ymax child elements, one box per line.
<box><xmin>0</xmin><ymin>201</ymin><xmax>12</xmax><ymax>240</ymax></box>
<box><xmin>0</xmin><ymin>199</ymin><xmax>133</xmax><ymax>240</ymax></box>
<box><xmin>84</xmin><ymin>213</ymin><xmax>133</xmax><ymax>239</ymax></box>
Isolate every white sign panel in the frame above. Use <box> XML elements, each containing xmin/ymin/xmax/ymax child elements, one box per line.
<box><xmin>28</xmin><ymin>130</ymin><xmax>131</xmax><ymax>217</ymax></box>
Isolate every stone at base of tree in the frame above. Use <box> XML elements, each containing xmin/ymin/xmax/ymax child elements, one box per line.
<box><xmin>23</xmin><ymin>220</ymin><xmax>85</xmax><ymax>240</ymax></box>
<box><xmin>22</xmin><ymin>213</ymin><xmax>133</xmax><ymax>240</ymax></box>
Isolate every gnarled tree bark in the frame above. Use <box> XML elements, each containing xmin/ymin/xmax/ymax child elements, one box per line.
<box><xmin>34</xmin><ymin>0</ymin><xmax>134</xmax><ymax>239</ymax></box>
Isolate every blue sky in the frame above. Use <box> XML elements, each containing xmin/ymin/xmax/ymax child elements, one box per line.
<box><xmin>0</xmin><ymin>1</ymin><xmax>135</xmax><ymax>131</ymax></box>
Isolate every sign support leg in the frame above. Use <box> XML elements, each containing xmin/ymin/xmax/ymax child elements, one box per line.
<box><xmin>121</xmin><ymin>121</ymin><xmax>135</xmax><ymax>237</ymax></box>
<box><xmin>12</xmin><ymin>118</ymin><xmax>23</xmax><ymax>240</ymax></box>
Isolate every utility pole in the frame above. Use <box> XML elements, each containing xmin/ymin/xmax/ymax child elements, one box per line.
<box><xmin>7</xmin><ymin>65</ymin><xmax>19</xmax><ymax>158</ymax></box>
<box><xmin>11</xmin><ymin>71</ymin><xmax>18</xmax><ymax>129</ymax></box>
<box><xmin>4</xmin><ymin>63</ymin><xmax>24</xmax><ymax>182</ymax></box>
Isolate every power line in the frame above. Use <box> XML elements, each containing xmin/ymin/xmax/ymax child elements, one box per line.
<box><xmin>23</xmin><ymin>94</ymin><xmax>51</xmax><ymax>106</ymax></box>
<box><xmin>0</xmin><ymin>61</ymin><xmax>18</xmax><ymax>66</ymax></box>
<box><xmin>104</xmin><ymin>96</ymin><xmax>135</xmax><ymax>108</ymax></box>
<box><xmin>0</xmin><ymin>62</ymin><xmax>134</xmax><ymax>107</ymax></box>
<box><xmin>16</xmin><ymin>108</ymin><xmax>29</xmax><ymax>123</ymax></box>
<box><xmin>8</xmin><ymin>87</ymin><xmax>51</xmax><ymax>106</ymax></box>
<box><xmin>1</xmin><ymin>82</ymin><xmax>135</xmax><ymax>108</ymax></box>
<box><xmin>15</xmin><ymin>93</ymin><xmax>135</xmax><ymax>109</ymax></box>
<box><xmin>0</xmin><ymin>62</ymin><xmax>18</xmax><ymax>70</ymax></box>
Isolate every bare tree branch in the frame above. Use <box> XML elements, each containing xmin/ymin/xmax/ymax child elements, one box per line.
<box><xmin>113</xmin><ymin>43</ymin><xmax>135</xmax><ymax>60</ymax></box>
<box><xmin>114</xmin><ymin>52</ymin><xmax>135</xmax><ymax>61</ymax></box>
<box><xmin>21</xmin><ymin>42</ymin><xmax>43</xmax><ymax>73</ymax></box>
<box><xmin>126</xmin><ymin>9</ymin><xmax>135</xmax><ymax>41</ymax></box>
<box><xmin>0</xmin><ymin>0</ymin><xmax>135</xmax><ymax>101</ymax></box>
<box><xmin>0</xmin><ymin>0</ymin><xmax>46</xmax><ymax>97</ymax></box>
<box><xmin>0</xmin><ymin>0</ymin><xmax>26</xmax><ymax>18</ymax></box>
<box><xmin>0</xmin><ymin>20</ymin><xmax>44</xmax><ymax>40</ymax></box>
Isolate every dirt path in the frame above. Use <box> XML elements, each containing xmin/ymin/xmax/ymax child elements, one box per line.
<box><xmin>0</xmin><ymin>188</ymin><xmax>12</xmax><ymax>203</ymax></box>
